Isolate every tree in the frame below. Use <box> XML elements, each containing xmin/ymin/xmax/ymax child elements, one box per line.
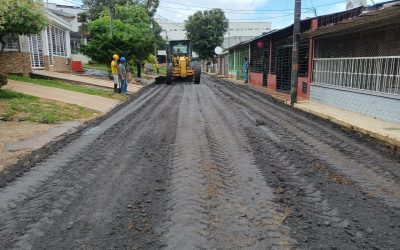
<box><xmin>185</xmin><ymin>9</ymin><xmax>228</xmax><ymax>60</ymax></box>
<box><xmin>0</xmin><ymin>0</ymin><xmax>47</xmax><ymax>51</ymax></box>
<box><xmin>82</xmin><ymin>0</ymin><xmax>159</xmax><ymax>20</ymax></box>
<box><xmin>152</xmin><ymin>20</ymin><xmax>166</xmax><ymax>50</ymax></box>
<box><xmin>80</xmin><ymin>5</ymin><xmax>155</xmax><ymax>64</ymax></box>
<box><xmin>136</xmin><ymin>0</ymin><xmax>159</xmax><ymax>17</ymax></box>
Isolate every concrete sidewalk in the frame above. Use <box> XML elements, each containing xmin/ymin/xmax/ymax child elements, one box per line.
<box><xmin>295</xmin><ymin>101</ymin><xmax>400</xmax><ymax>148</ymax></box>
<box><xmin>217</xmin><ymin>75</ymin><xmax>400</xmax><ymax>148</ymax></box>
<box><xmin>32</xmin><ymin>70</ymin><xmax>144</xmax><ymax>93</ymax></box>
<box><xmin>4</xmin><ymin>80</ymin><xmax>121</xmax><ymax>113</ymax></box>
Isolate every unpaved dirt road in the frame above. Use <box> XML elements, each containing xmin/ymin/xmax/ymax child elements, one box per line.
<box><xmin>1</xmin><ymin>75</ymin><xmax>400</xmax><ymax>249</ymax></box>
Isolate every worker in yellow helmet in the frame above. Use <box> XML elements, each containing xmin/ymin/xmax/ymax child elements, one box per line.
<box><xmin>111</xmin><ymin>54</ymin><xmax>119</xmax><ymax>92</ymax></box>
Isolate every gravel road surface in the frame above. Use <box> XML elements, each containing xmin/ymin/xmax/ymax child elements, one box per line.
<box><xmin>1</xmin><ymin>75</ymin><xmax>399</xmax><ymax>249</ymax></box>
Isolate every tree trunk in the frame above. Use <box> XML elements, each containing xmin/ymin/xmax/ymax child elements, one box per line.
<box><xmin>0</xmin><ymin>35</ymin><xmax>5</xmax><ymax>52</ymax></box>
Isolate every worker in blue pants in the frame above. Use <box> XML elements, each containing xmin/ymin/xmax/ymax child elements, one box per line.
<box><xmin>119</xmin><ymin>57</ymin><xmax>127</xmax><ymax>95</ymax></box>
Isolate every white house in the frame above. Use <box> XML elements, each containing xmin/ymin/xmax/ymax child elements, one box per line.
<box><xmin>45</xmin><ymin>3</ymin><xmax>90</xmax><ymax>64</ymax></box>
<box><xmin>0</xmin><ymin>9</ymin><xmax>72</xmax><ymax>75</ymax></box>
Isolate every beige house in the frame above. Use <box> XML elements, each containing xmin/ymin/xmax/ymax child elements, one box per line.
<box><xmin>0</xmin><ymin>10</ymin><xmax>72</xmax><ymax>76</ymax></box>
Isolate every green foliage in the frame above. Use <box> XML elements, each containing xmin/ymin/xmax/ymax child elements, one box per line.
<box><xmin>82</xmin><ymin>0</ymin><xmax>159</xmax><ymax>20</ymax></box>
<box><xmin>0</xmin><ymin>72</ymin><xmax>7</xmax><ymax>87</ymax></box>
<box><xmin>0</xmin><ymin>0</ymin><xmax>47</xmax><ymax>51</ymax></box>
<box><xmin>8</xmin><ymin>75</ymin><xmax>127</xmax><ymax>101</ymax></box>
<box><xmin>0</xmin><ymin>0</ymin><xmax>47</xmax><ymax>36</ymax></box>
<box><xmin>80</xmin><ymin>5</ymin><xmax>155</xmax><ymax>64</ymax></box>
<box><xmin>113</xmin><ymin>4</ymin><xmax>151</xmax><ymax>25</ymax></box>
<box><xmin>0</xmin><ymin>1</ymin><xmax>10</xmax><ymax>33</ymax></box>
<box><xmin>139</xmin><ymin>0</ymin><xmax>159</xmax><ymax>17</ymax></box>
<box><xmin>147</xmin><ymin>54</ymin><xmax>156</xmax><ymax>63</ymax></box>
<box><xmin>185</xmin><ymin>9</ymin><xmax>228</xmax><ymax>60</ymax></box>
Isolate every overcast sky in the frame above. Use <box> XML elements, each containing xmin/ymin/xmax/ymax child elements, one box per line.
<box><xmin>51</xmin><ymin>0</ymin><xmax>387</xmax><ymax>28</ymax></box>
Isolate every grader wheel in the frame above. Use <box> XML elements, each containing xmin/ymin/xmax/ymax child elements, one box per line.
<box><xmin>194</xmin><ymin>66</ymin><xmax>201</xmax><ymax>84</ymax></box>
<box><xmin>166</xmin><ymin>65</ymin><xmax>173</xmax><ymax>85</ymax></box>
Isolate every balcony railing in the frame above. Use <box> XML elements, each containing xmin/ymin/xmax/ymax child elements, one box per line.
<box><xmin>313</xmin><ymin>56</ymin><xmax>400</xmax><ymax>95</ymax></box>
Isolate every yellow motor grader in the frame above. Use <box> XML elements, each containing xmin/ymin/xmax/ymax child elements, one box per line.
<box><xmin>163</xmin><ymin>40</ymin><xmax>201</xmax><ymax>85</ymax></box>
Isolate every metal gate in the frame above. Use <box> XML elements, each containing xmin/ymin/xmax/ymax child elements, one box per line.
<box><xmin>28</xmin><ymin>34</ymin><xmax>44</xmax><ymax>69</ymax></box>
<box><xmin>275</xmin><ymin>45</ymin><xmax>292</xmax><ymax>92</ymax></box>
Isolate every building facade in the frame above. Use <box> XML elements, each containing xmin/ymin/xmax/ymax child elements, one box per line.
<box><xmin>156</xmin><ymin>19</ymin><xmax>271</xmax><ymax>48</ymax></box>
<box><xmin>46</xmin><ymin>3</ymin><xmax>89</xmax><ymax>64</ymax></box>
<box><xmin>308</xmin><ymin>2</ymin><xmax>400</xmax><ymax>124</ymax></box>
<box><xmin>0</xmin><ymin>9</ymin><xmax>72</xmax><ymax>75</ymax></box>
<box><xmin>215</xmin><ymin>1</ymin><xmax>400</xmax><ymax>124</ymax></box>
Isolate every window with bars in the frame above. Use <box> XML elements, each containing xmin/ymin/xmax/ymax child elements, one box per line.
<box><xmin>2</xmin><ymin>34</ymin><xmax>20</xmax><ymax>51</ymax></box>
<box><xmin>47</xmin><ymin>25</ymin><xmax>67</xmax><ymax>59</ymax></box>
<box><xmin>28</xmin><ymin>34</ymin><xmax>45</xmax><ymax>68</ymax></box>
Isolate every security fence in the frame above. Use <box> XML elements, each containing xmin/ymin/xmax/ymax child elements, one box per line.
<box><xmin>313</xmin><ymin>56</ymin><xmax>400</xmax><ymax>95</ymax></box>
<box><xmin>315</xmin><ymin>25</ymin><xmax>400</xmax><ymax>58</ymax></box>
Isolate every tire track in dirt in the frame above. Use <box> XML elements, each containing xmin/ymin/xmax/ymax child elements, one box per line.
<box><xmin>0</xmin><ymin>85</ymin><xmax>177</xmax><ymax>249</ymax></box>
<box><xmin>214</xmin><ymin>77</ymin><xmax>400</xmax><ymax>180</ymax></box>
<box><xmin>237</xmin><ymin>104</ymin><xmax>349</xmax><ymax>228</ymax></box>
<box><xmin>162</xmin><ymin>84</ymin><xmax>296</xmax><ymax>249</ymax></box>
<box><xmin>206</xmin><ymin>76</ymin><xmax>400</xmax><ymax>249</ymax></box>
<box><xmin>212</xmin><ymin>79</ymin><xmax>400</xmax><ymax>208</ymax></box>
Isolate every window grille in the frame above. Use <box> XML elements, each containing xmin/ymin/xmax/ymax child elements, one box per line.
<box><xmin>3</xmin><ymin>34</ymin><xmax>19</xmax><ymax>51</ymax></box>
<box><xmin>46</xmin><ymin>26</ymin><xmax>54</xmax><ymax>65</ymax></box>
<box><xmin>313</xmin><ymin>56</ymin><xmax>400</xmax><ymax>96</ymax></box>
<box><xmin>270</xmin><ymin>35</ymin><xmax>309</xmax><ymax>92</ymax></box>
<box><xmin>250</xmin><ymin>38</ymin><xmax>271</xmax><ymax>86</ymax></box>
<box><xmin>28</xmin><ymin>34</ymin><xmax>44</xmax><ymax>68</ymax></box>
<box><xmin>315</xmin><ymin>25</ymin><xmax>400</xmax><ymax>58</ymax></box>
<box><xmin>47</xmin><ymin>25</ymin><xmax>67</xmax><ymax>58</ymax></box>
<box><xmin>250</xmin><ymin>41</ymin><xmax>264</xmax><ymax>73</ymax></box>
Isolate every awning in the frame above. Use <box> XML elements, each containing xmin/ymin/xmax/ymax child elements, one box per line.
<box><xmin>302</xmin><ymin>3</ymin><xmax>400</xmax><ymax>39</ymax></box>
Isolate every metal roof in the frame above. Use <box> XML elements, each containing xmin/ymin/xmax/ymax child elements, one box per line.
<box><xmin>302</xmin><ymin>2</ymin><xmax>400</xmax><ymax>38</ymax></box>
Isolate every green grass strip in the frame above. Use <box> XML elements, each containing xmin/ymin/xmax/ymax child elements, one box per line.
<box><xmin>8</xmin><ymin>75</ymin><xmax>126</xmax><ymax>101</ymax></box>
<box><xmin>0</xmin><ymin>89</ymin><xmax>96</xmax><ymax>124</ymax></box>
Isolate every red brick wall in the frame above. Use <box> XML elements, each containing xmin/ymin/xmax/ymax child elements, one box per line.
<box><xmin>250</xmin><ymin>72</ymin><xmax>263</xmax><ymax>87</ymax></box>
<box><xmin>267</xmin><ymin>74</ymin><xmax>276</xmax><ymax>91</ymax></box>
<box><xmin>0</xmin><ymin>52</ymin><xmax>31</xmax><ymax>76</ymax></box>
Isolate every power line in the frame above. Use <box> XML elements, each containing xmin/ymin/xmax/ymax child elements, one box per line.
<box><xmin>155</xmin><ymin>14</ymin><xmax>185</xmax><ymax>28</ymax></box>
<box><xmin>160</xmin><ymin>0</ymin><xmax>347</xmax><ymax>12</ymax></box>
<box><xmin>159</xmin><ymin>5</ymin><xmax>299</xmax><ymax>15</ymax></box>
<box><xmin>157</xmin><ymin>6</ymin><xmax>313</xmax><ymax>21</ymax></box>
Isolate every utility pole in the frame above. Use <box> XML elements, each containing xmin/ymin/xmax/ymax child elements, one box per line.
<box><xmin>290</xmin><ymin>0</ymin><xmax>301</xmax><ymax>106</ymax></box>
<box><xmin>109</xmin><ymin>0</ymin><xmax>113</xmax><ymax>36</ymax></box>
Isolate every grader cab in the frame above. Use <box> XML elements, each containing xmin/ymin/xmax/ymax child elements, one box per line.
<box><xmin>165</xmin><ymin>40</ymin><xmax>201</xmax><ymax>85</ymax></box>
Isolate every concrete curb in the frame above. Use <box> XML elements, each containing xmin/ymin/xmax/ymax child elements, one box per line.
<box><xmin>295</xmin><ymin>104</ymin><xmax>400</xmax><ymax>149</ymax></box>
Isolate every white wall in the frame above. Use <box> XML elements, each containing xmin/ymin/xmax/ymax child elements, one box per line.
<box><xmin>157</xmin><ymin>19</ymin><xmax>271</xmax><ymax>44</ymax></box>
<box><xmin>227</xmin><ymin>22</ymin><xmax>271</xmax><ymax>37</ymax></box>
<box><xmin>46</xmin><ymin>3</ymin><xmax>86</xmax><ymax>33</ymax></box>
<box><xmin>71</xmin><ymin>54</ymin><xmax>90</xmax><ymax>64</ymax></box>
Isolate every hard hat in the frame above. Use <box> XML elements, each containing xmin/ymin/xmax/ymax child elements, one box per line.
<box><xmin>113</xmin><ymin>54</ymin><xmax>119</xmax><ymax>59</ymax></box>
<box><xmin>120</xmin><ymin>57</ymin><xmax>126</xmax><ymax>62</ymax></box>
